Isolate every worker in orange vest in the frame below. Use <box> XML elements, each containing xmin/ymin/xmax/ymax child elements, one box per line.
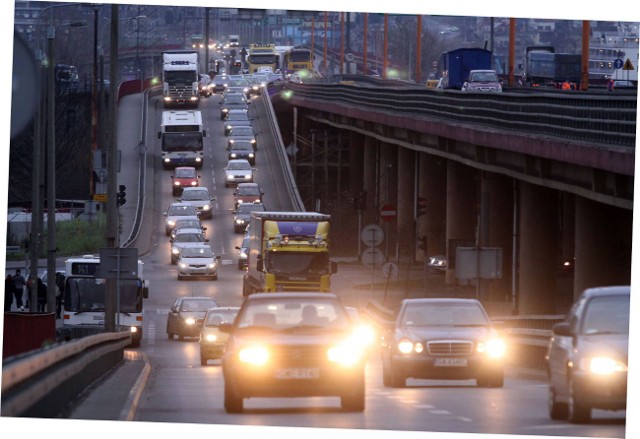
<box><xmin>562</xmin><ymin>80</ymin><xmax>571</xmax><ymax>90</ymax></box>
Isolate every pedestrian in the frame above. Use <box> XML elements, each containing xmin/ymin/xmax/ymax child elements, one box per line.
<box><xmin>13</xmin><ymin>268</ymin><xmax>26</xmax><ymax>311</ymax></box>
<box><xmin>4</xmin><ymin>274</ymin><xmax>16</xmax><ymax>312</ymax></box>
<box><xmin>55</xmin><ymin>272</ymin><xmax>65</xmax><ymax>319</ymax></box>
<box><xmin>561</xmin><ymin>80</ymin><xmax>571</xmax><ymax>90</ymax></box>
<box><xmin>608</xmin><ymin>78</ymin><xmax>615</xmax><ymax>92</ymax></box>
<box><xmin>37</xmin><ymin>277</ymin><xmax>47</xmax><ymax>312</ymax></box>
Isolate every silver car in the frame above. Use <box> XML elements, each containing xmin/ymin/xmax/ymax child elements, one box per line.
<box><xmin>177</xmin><ymin>246</ymin><xmax>221</xmax><ymax>281</ymax></box>
<box><xmin>164</xmin><ymin>202</ymin><xmax>199</xmax><ymax>236</ymax></box>
<box><xmin>170</xmin><ymin>227</ymin><xmax>209</xmax><ymax>264</ymax></box>
<box><xmin>178</xmin><ymin>187</ymin><xmax>215</xmax><ymax>220</ymax></box>
<box><xmin>224</xmin><ymin>159</ymin><xmax>254</xmax><ymax>188</ymax></box>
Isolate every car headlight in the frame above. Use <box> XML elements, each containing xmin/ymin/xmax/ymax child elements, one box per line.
<box><xmin>250</xmin><ymin>139</ymin><xmax>256</xmax><ymax>144</ymax></box>
<box><xmin>397</xmin><ymin>338</ymin><xmax>415</xmax><ymax>354</ymax></box>
<box><xmin>227</xmin><ymin>175</ymin><xmax>235</xmax><ymax>180</ymax></box>
<box><xmin>195</xmin><ymin>157</ymin><xmax>202</xmax><ymax>163</ymax></box>
<box><xmin>184</xmin><ymin>317</ymin><xmax>196</xmax><ymax>325</ymax></box>
<box><xmin>208</xmin><ymin>263</ymin><xmax>217</xmax><ymax>269</ymax></box>
<box><xmin>240</xmin><ymin>250</ymin><xmax>247</xmax><ymax>258</ymax></box>
<box><xmin>130</xmin><ymin>326</ymin><xmax>138</xmax><ymax>334</ymax></box>
<box><xmin>190</xmin><ymin>181</ymin><xmax>197</xmax><ymax>186</ymax></box>
<box><xmin>477</xmin><ymin>338</ymin><xmax>506</xmax><ymax>358</ymax></box>
<box><xmin>582</xmin><ymin>357</ymin><xmax>628</xmax><ymax>375</ymax></box>
<box><xmin>174</xmin><ymin>181</ymin><xmax>181</xmax><ymax>186</ymax></box>
<box><xmin>205</xmin><ymin>334</ymin><xmax>218</xmax><ymax>342</ymax></box>
<box><xmin>172</xmin><ymin>248</ymin><xmax>180</xmax><ymax>255</ymax></box>
<box><xmin>239</xmin><ymin>346</ymin><xmax>269</xmax><ymax>365</ymax></box>
<box><xmin>229</xmin><ymin>139</ymin><xmax>235</xmax><ymax>145</ymax></box>
<box><xmin>164</xmin><ymin>158</ymin><xmax>171</xmax><ymax>163</ymax></box>
<box><xmin>167</xmin><ymin>220</ymin><xmax>176</xmax><ymax>227</ymax></box>
<box><xmin>350</xmin><ymin>324</ymin><xmax>376</xmax><ymax>347</ymax></box>
<box><xmin>244</xmin><ymin>174</ymin><xmax>252</xmax><ymax>179</ymax></box>
<box><xmin>178</xmin><ymin>262</ymin><xmax>188</xmax><ymax>269</ymax></box>
<box><xmin>249</xmin><ymin>153</ymin><xmax>255</xmax><ymax>158</ymax></box>
<box><xmin>203</xmin><ymin>205</ymin><xmax>210</xmax><ymax>211</ymax></box>
<box><xmin>235</xmin><ymin>218</ymin><xmax>245</xmax><ymax>224</ymax></box>
<box><xmin>222</xmin><ymin>108</ymin><xmax>229</xmax><ymax>113</ymax></box>
<box><xmin>230</xmin><ymin>153</ymin><xmax>237</xmax><ymax>158</ymax></box>
<box><xmin>327</xmin><ymin>343</ymin><xmax>362</xmax><ymax>367</ymax></box>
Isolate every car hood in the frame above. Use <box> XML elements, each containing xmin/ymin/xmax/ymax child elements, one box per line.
<box><xmin>182</xmin><ymin>200</ymin><xmax>210</xmax><ymax>208</ymax></box>
<box><xmin>576</xmin><ymin>333</ymin><xmax>629</xmax><ymax>360</ymax></box>
<box><xmin>172</xmin><ymin>242</ymin><xmax>206</xmax><ymax>249</ymax></box>
<box><xmin>226</xmin><ymin>168</ymin><xmax>252</xmax><ymax>175</ymax></box>
<box><xmin>398</xmin><ymin>325</ymin><xmax>495</xmax><ymax>341</ymax></box>
<box><xmin>179</xmin><ymin>311</ymin><xmax>207</xmax><ymax>319</ymax></box>
<box><xmin>179</xmin><ymin>256</ymin><xmax>214</xmax><ymax>265</ymax></box>
<box><xmin>230</xmin><ymin>328</ymin><xmax>353</xmax><ymax>348</ymax></box>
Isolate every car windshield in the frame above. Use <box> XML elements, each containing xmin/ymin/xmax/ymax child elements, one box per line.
<box><xmin>227</xmin><ymin>113</ymin><xmax>249</xmax><ymax>121</ymax></box>
<box><xmin>235</xmin><ymin>298</ymin><xmax>350</xmax><ymax>330</ymax></box>
<box><xmin>400</xmin><ymin>302</ymin><xmax>489</xmax><ymax>327</ymax></box>
<box><xmin>181</xmin><ymin>247</ymin><xmax>214</xmax><ymax>258</ymax></box>
<box><xmin>227</xmin><ymin>161</ymin><xmax>251</xmax><ymax>170</ymax></box>
<box><xmin>231</xmin><ymin>143</ymin><xmax>253</xmax><ymax>151</ymax></box>
<box><xmin>580</xmin><ymin>295</ymin><xmax>630</xmax><ymax>335</ymax></box>
<box><xmin>224</xmin><ymin>95</ymin><xmax>246</xmax><ymax>104</ymax></box>
<box><xmin>168</xmin><ymin>205</ymin><xmax>197</xmax><ymax>216</ymax></box>
<box><xmin>181</xmin><ymin>189</ymin><xmax>209</xmax><ymax>201</ymax></box>
<box><xmin>469</xmin><ymin>71</ymin><xmax>499</xmax><ymax>82</ymax></box>
<box><xmin>180</xmin><ymin>299</ymin><xmax>217</xmax><ymax>312</ymax></box>
<box><xmin>174</xmin><ymin>233</ymin><xmax>205</xmax><ymax>243</ymax></box>
<box><xmin>175</xmin><ymin>168</ymin><xmax>196</xmax><ymax>178</ymax></box>
<box><xmin>205</xmin><ymin>309</ymin><xmax>239</xmax><ymax>326</ymax></box>
<box><xmin>173</xmin><ymin>219</ymin><xmax>200</xmax><ymax>229</ymax></box>
<box><xmin>237</xmin><ymin>204</ymin><xmax>265</xmax><ymax>214</ymax></box>
<box><xmin>230</xmin><ymin>127</ymin><xmax>253</xmax><ymax>136</ymax></box>
<box><xmin>237</xmin><ymin>185</ymin><xmax>260</xmax><ymax>196</ymax></box>
<box><xmin>266</xmin><ymin>252</ymin><xmax>329</xmax><ymax>276</ymax></box>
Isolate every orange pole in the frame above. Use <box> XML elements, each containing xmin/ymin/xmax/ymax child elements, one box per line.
<box><xmin>340</xmin><ymin>12</ymin><xmax>345</xmax><ymax>74</ymax></box>
<box><xmin>509</xmin><ymin>18</ymin><xmax>516</xmax><ymax>87</ymax></box>
<box><xmin>581</xmin><ymin>20</ymin><xmax>590</xmax><ymax>90</ymax></box>
<box><xmin>416</xmin><ymin>15</ymin><xmax>422</xmax><ymax>82</ymax></box>
<box><xmin>323</xmin><ymin>12</ymin><xmax>328</xmax><ymax>71</ymax></box>
<box><xmin>363</xmin><ymin>13</ymin><xmax>368</xmax><ymax>75</ymax></box>
<box><xmin>383</xmin><ymin>13</ymin><xmax>388</xmax><ymax>79</ymax></box>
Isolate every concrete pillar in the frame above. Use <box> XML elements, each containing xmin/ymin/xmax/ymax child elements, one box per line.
<box><xmin>517</xmin><ymin>182</ymin><xmax>558</xmax><ymax>314</ymax></box>
<box><xmin>349</xmin><ymin>131</ymin><xmax>364</xmax><ymax>199</ymax></box>
<box><xmin>397</xmin><ymin>147</ymin><xmax>415</xmax><ymax>261</ymax></box>
<box><xmin>479</xmin><ymin>172</ymin><xmax>513</xmax><ymax>303</ymax></box>
<box><xmin>362</xmin><ymin>136</ymin><xmax>377</xmax><ymax>225</ymax></box>
<box><xmin>445</xmin><ymin>161</ymin><xmax>478</xmax><ymax>284</ymax></box>
<box><xmin>418</xmin><ymin>153</ymin><xmax>447</xmax><ymax>260</ymax></box>
<box><xmin>574</xmin><ymin>197</ymin><xmax>632</xmax><ymax>300</ymax></box>
<box><xmin>379</xmin><ymin>142</ymin><xmax>397</xmax><ymax>261</ymax></box>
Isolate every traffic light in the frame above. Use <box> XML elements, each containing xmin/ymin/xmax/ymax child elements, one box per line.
<box><xmin>117</xmin><ymin>185</ymin><xmax>126</xmax><ymax>207</ymax></box>
<box><xmin>416</xmin><ymin>196</ymin><xmax>427</xmax><ymax>217</ymax></box>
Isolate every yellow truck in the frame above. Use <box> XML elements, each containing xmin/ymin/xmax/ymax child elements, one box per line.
<box><xmin>242</xmin><ymin>212</ymin><xmax>338</xmax><ymax>296</ymax></box>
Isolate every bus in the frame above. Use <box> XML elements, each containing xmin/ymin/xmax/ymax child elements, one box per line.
<box><xmin>63</xmin><ymin>254</ymin><xmax>149</xmax><ymax>347</ymax></box>
<box><xmin>282</xmin><ymin>48</ymin><xmax>314</xmax><ymax>76</ymax></box>
<box><xmin>246</xmin><ymin>44</ymin><xmax>278</xmax><ymax>74</ymax></box>
<box><xmin>158</xmin><ymin>110</ymin><xmax>207</xmax><ymax>169</ymax></box>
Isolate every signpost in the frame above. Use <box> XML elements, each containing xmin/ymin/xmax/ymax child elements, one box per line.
<box><xmin>380</xmin><ymin>204</ymin><xmax>396</xmax><ymax>222</ymax></box>
<box><xmin>361</xmin><ymin>223</ymin><xmax>384</xmax><ymax>298</ymax></box>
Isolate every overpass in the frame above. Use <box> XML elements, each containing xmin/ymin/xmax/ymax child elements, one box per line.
<box><xmin>266</xmin><ymin>77</ymin><xmax>635</xmax><ymax>315</ymax></box>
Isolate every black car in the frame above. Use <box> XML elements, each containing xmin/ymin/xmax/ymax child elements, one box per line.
<box><xmin>224</xmin><ymin>111</ymin><xmax>252</xmax><ymax>135</ymax></box>
<box><xmin>166</xmin><ymin>296</ymin><xmax>219</xmax><ymax>341</ymax></box>
<box><xmin>380</xmin><ymin>298</ymin><xmax>506</xmax><ymax>388</ymax></box>
<box><xmin>233</xmin><ymin>202</ymin><xmax>266</xmax><ymax>233</ymax></box>
<box><xmin>235</xmin><ymin>235</ymin><xmax>250</xmax><ymax>270</ymax></box>
<box><xmin>546</xmin><ymin>285</ymin><xmax>629</xmax><ymax>423</ymax></box>
<box><xmin>228</xmin><ymin>141</ymin><xmax>256</xmax><ymax>166</ymax></box>
<box><xmin>227</xmin><ymin>126</ymin><xmax>257</xmax><ymax>150</ymax></box>
<box><xmin>220</xmin><ymin>292</ymin><xmax>367</xmax><ymax>413</ymax></box>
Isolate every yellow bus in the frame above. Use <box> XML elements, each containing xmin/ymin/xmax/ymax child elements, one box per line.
<box><xmin>246</xmin><ymin>44</ymin><xmax>278</xmax><ymax>74</ymax></box>
<box><xmin>283</xmin><ymin>48</ymin><xmax>314</xmax><ymax>75</ymax></box>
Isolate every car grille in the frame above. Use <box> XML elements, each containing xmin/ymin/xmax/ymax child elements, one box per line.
<box><xmin>190</xmin><ymin>264</ymin><xmax>207</xmax><ymax>268</ymax></box>
<box><xmin>427</xmin><ymin>341</ymin><xmax>473</xmax><ymax>355</ymax></box>
<box><xmin>269</xmin><ymin>345</ymin><xmax>326</xmax><ymax>366</ymax></box>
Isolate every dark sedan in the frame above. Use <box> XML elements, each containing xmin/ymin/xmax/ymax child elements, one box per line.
<box><xmin>228</xmin><ymin>142</ymin><xmax>256</xmax><ymax>166</ymax></box>
<box><xmin>166</xmin><ymin>296</ymin><xmax>219</xmax><ymax>341</ymax></box>
<box><xmin>546</xmin><ymin>285</ymin><xmax>629</xmax><ymax>423</ymax></box>
<box><xmin>220</xmin><ymin>292</ymin><xmax>367</xmax><ymax>413</ymax></box>
<box><xmin>233</xmin><ymin>202</ymin><xmax>266</xmax><ymax>233</ymax></box>
<box><xmin>380</xmin><ymin>298</ymin><xmax>506</xmax><ymax>388</ymax></box>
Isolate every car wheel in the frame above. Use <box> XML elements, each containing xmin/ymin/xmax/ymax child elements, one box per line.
<box><xmin>389</xmin><ymin>360</ymin><xmax>406</xmax><ymax>388</ymax></box>
<box><xmin>177</xmin><ymin>274</ymin><xmax>183</xmax><ymax>281</ymax></box>
<box><xmin>487</xmin><ymin>369</ymin><xmax>504</xmax><ymax>388</ymax></box>
<box><xmin>212</xmin><ymin>274</ymin><xmax>218</xmax><ymax>281</ymax></box>
<box><xmin>382</xmin><ymin>355</ymin><xmax>392</xmax><ymax>387</ymax></box>
<box><xmin>548</xmin><ymin>386</ymin><xmax>568</xmax><ymax>420</ymax></box>
<box><xmin>476</xmin><ymin>375</ymin><xmax>489</xmax><ymax>387</ymax></box>
<box><xmin>224</xmin><ymin>382</ymin><xmax>243</xmax><ymax>413</ymax></box>
<box><xmin>567</xmin><ymin>378</ymin><xmax>591</xmax><ymax>423</ymax></box>
<box><xmin>341</xmin><ymin>374</ymin><xmax>365</xmax><ymax>412</ymax></box>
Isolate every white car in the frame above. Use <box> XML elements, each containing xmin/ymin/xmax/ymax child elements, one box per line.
<box><xmin>170</xmin><ymin>227</ymin><xmax>209</xmax><ymax>264</ymax></box>
<box><xmin>164</xmin><ymin>202</ymin><xmax>200</xmax><ymax>236</ymax></box>
<box><xmin>177</xmin><ymin>246</ymin><xmax>221</xmax><ymax>280</ymax></box>
<box><xmin>462</xmin><ymin>70</ymin><xmax>502</xmax><ymax>93</ymax></box>
<box><xmin>224</xmin><ymin>159</ymin><xmax>254</xmax><ymax>187</ymax></box>
<box><xmin>178</xmin><ymin>187</ymin><xmax>215</xmax><ymax>220</ymax></box>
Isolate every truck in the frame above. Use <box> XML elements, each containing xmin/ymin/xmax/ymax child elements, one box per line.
<box><xmin>440</xmin><ymin>48</ymin><xmax>492</xmax><ymax>90</ymax></box>
<box><xmin>162</xmin><ymin>50</ymin><xmax>200</xmax><ymax>108</ymax></box>
<box><xmin>520</xmin><ymin>46</ymin><xmax>582</xmax><ymax>87</ymax></box>
<box><xmin>246</xmin><ymin>44</ymin><xmax>278</xmax><ymax>74</ymax></box>
<box><xmin>242</xmin><ymin>212</ymin><xmax>338</xmax><ymax>296</ymax></box>
<box><xmin>157</xmin><ymin>110</ymin><xmax>207</xmax><ymax>169</ymax></box>
<box><xmin>229</xmin><ymin>35</ymin><xmax>240</xmax><ymax>47</ymax></box>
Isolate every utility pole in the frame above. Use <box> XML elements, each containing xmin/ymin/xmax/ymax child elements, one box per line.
<box><xmin>105</xmin><ymin>5</ymin><xmax>119</xmax><ymax>332</ymax></box>
<box><xmin>46</xmin><ymin>24</ymin><xmax>57</xmax><ymax>314</ymax></box>
<box><xmin>205</xmin><ymin>7</ymin><xmax>210</xmax><ymax>73</ymax></box>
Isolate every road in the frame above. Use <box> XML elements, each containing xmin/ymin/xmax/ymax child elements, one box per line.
<box><xmin>59</xmin><ymin>90</ymin><xmax>625</xmax><ymax>438</ymax></box>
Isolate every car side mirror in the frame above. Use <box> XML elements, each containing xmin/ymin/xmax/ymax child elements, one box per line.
<box><xmin>216</xmin><ymin>255</ymin><xmax>221</xmax><ymax>260</ymax></box>
<box><xmin>205</xmin><ymin>239</ymin><xmax>210</xmax><ymax>243</ymax></box>
<box><xmin>552</xmin><ymin>322</ymin><xmax>572</xmax><ymax>337</ymax></box>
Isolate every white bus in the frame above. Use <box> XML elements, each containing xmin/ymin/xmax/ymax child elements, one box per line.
<box><xmin>158</xmin><ymin>110</ymin><xmax>207</xmax><ymax>169</ymax></box>
<box><xmin>63</xmin><ymin>255</ymin><xmax>149</xmax><ymax>347</ymax></box>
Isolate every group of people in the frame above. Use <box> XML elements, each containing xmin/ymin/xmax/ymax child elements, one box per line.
<box><xmin>4</xmin><ymin>268</ymin><xmax>65</xmax><ymax>317</ymax></box>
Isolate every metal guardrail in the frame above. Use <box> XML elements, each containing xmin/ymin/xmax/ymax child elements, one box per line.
<box><xmin>1</xmin><ymin>332</ymin><xmax>130</xmax><ymax>417</ymax></box>
<box><xmin>282</xmin><ymin>79</ymin><xmax>637</xmax><ymax>148</ymax></box>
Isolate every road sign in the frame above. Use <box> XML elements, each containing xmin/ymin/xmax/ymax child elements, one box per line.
<box><xmin>614</xmin><ymin>58</ymin><xmax>624</xmax><ymax>69</ymax></box>
<box><xmin>361</xmin><ymin>224</ymin><xmax>384</xmax><ymax>247</ymax></box>
<box><xmin>93</xmin><ymin>193</ymin><xmax>107</xmax><ymax>203</ymax></box>
<box><xmin>380</xmin><ymin>204</ymin><xmax>396</xmax><ymax>222</ymax></box>
<box><xmin>623</xmin><ymin>58</ymin><xmax>635</xmax><ymax>71</ymax></box>
<box><xmin>361</xmin><ymin>248</ymin><xmax>385</xmax><ymax>266</ymax></box>
<box><xmin>99</xmin><ymin>247</ymin><xmax>139</xmax><ymax>280</ymax></box>
<box><xmin>346</xmin><ymin>53</ymin><xmax>355</xmax><ymax>62</ymax></box>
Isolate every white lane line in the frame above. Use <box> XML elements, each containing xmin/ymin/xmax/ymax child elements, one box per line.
<box><xmin>429</xmin><ymin>409</ymin><xmax>451</xmax><ymax>415</ymax></box>
<box><xmin>456</xmin><ymin>417</ymin><xmax>473</xmax><ymax>422</ymax></box>
<box><xmin>414</xmin><ymin>404</ymin><xmax>435</xmax><ymax>409</ymax></box>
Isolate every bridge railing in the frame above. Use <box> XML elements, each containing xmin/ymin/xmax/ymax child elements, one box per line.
<box><xmin>280</xmin><ymin>78</ymin><xmax>637</xmax><ymax>148</ymax></box>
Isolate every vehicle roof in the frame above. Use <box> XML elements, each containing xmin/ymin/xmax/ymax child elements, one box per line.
<box><xmin>168</xmin><ymin>202</ymin><xmax>195</xmax><ymax>208</ymax></box>
<box><xmin>401</xmin><ymin>298</ymin><xmax>483</xmax><ymax>305</ymax></box>
<box><xmin>179</xmin><ymin>296</ymin><xmax>217</xmax><ymax>301</ymax></box>
<box><xmin>581</xmin><ymin>286</ymin><xmax>630</xmax><ymax>298</ymax></box>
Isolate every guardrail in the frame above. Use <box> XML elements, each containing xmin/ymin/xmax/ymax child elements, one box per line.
<box><xmin>282</xmin><ymin>79</ymin><xmax>637</xmax><ymax>148</ymax></box>
<box><xmin>1</xmin><ymin>332</ymin><xmax>130</xmax><ymax>417</ymax></box>
<box><xmin>363</xmin><ymin>300</ymin><xmax>563</xmax><ymax>372</ymax></box>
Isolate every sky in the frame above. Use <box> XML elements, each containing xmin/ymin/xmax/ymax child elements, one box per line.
<box><xmin>1</xmin><ymin>1</ymin><xmax>639</xmax><ymax>439</ymax></box>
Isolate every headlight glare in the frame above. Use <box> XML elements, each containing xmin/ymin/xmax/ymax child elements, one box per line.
<box><xmin>205</xmin><ymin>334</ymin><xmax>217</xmax><ymax>342</ymax></box>
<box><xmin>239</xmin><ymin>346</ymin><xmax>269</xmax><ymax>365</ymax></box>
<box><xmin>398</xmin><ymin>338</ymin><xmax>414</xmax><ymax>354</ymax></box>
<box><xmin>185</xmin><ymin>317</ymin><xmax>196</xmax><ymax>325</ymax></box>
<box><xmin>587</xmin><ymin>357</ymin><xmax>627</xmax><ymax>374</ymax></box>
<box><xmin>477</xmin><ymin>338</ymin><xmax>506</xmax><ymax>358</ymax></box>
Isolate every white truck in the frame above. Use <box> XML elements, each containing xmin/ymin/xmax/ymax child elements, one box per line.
<box><xmin>158</xmin><ymin>110</ymin><xmax>207</xmax><ymax>169</ymax></box>
<box><xmin>229</xmin><ymin>35</ymin><xmax>240</xmax><ymax>47</ymax></box>
<box><xmin>162</xmin><ymin>50</ymin><xmax>200</xmax><ymax>108</ymax></box>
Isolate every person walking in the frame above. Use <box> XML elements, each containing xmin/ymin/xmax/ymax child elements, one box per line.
<box><xmin>37</xmin><ymin>277</ymin><xmax>47</xmax><ymax>312</ymax></box>
<box><xmin>4</xmin><ymin>274</ymin><xmax>16</xmax><ymax>311</ymax></box>
<box><xmin>13</xmin><ymin>269</ymin><xmax>26</xmax><ymax>311</ymax></box>
<box><xmin>55</xmin><ymin>272</ymin><xmax>65</xmax><ymax>319</ymax></box>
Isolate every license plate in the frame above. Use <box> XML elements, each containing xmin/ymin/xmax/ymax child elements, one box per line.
<box><xmin>434</xmin><ymin>358</ymin><xmax>468</xmax><ymax>367</ymax></box>
<box><xmin>274</xmin><ymin>368</ymin><xmax>320</xmax><ymax>379</ymax></box>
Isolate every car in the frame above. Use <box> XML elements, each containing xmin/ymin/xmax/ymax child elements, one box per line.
<box><xmin>227</xmin><ymin>125</ymin><xmax>257</xmax><ymax>150</ymax></box>
<box><xmin>178</xmin><ymin>187</ymin><xmax>215</xmax><ymax>219</ymax></box>
<box><xmin>380</xmin><ymin>298</ymin><xmax>506</xmax><ymax>388</ymax></box>
<box><xmin>219</xmin><ymin>292</ymin><xmax>367</xmax><ymax>413</ymax></box>
<box><xmin>235</xmin><ymin>235</ymin><xmax>250</xmax><ymax>270</ymax></box>
<box><xmin>170</xmin><ymin>227</ymin><xmax>209</xmax><ymax>264</ymax></box>
<box><xmin>233</xmin><ymin>182</ymin><xmax>263</xmax><ymax>209</ymax></box>
<box><xmin>224</xmin><ymin>110</ymin><xmax>252</xmax><ymax>135</ymax></box>
<box><xmin>462</xmin><ymin>70</ymin><xmax>502</xmax><ymax>92</ymax></box>
<box><xmin>233</xmin><ymin>202</ymin><xmax>266</xmax><ymax>233</ymax></box>
<box><xmin>166</xmin><ymin>296</ymin><xmax>219</xmax><ymax>341</ymax></box>
<box><xmin>228</xmin><ymin>141</ymin><xmax>256</xmax><ymax>166</ymax></box>
<box><xmin>426</xmin><ymin>254</ymin><xmax>447</xmax><ymax>273</ymax></box>
<box><xmin>220</xmin><ymin>93</ymin><xmax>249</xmax><ymax>119</ymax></box>
<box><xmin>171</xmin><ymin>217</ymin><xmax>205</xmax><ymax>240</ymax></box>
<box><xmin>613</xmin><ymin>80</ymin><xmax>636</xmax><ymax>89</ymax></box>
<box><xmin>546</xmin><ymin>285</ymin><xmax>629</xmax><ymax>423</ymax></box>
<box><xmin>224</xmin><ymin>159</ymin><xmax>254</xmax><ymax>187</ymax></box>
<box><xmin>171</xmin><ymin>166</ymin><xmax>200</xmax><ymax>196</ymax></box>
<box><xmin>164</xmin><ymin>202</ymin><xmax>199</xmax><ymax>236</ymax></box>
<box><xmin>198</xmin><ymin>73</ymin><xmax>213</xmax><ymax>97</ymax></box>
<box><xmin>200</xmin><ymin>306</ymin><xmax>241</xmax><ymax>365</ymax></box>
<box><xmin>177</xmin><ymin>246</ymin><xmax>221</xmax><ymax>281</ymax></box>
<box><xmin>212</xmin><ymin>75</ymin><xmax>229</xmax><ymax>94</ymax></box>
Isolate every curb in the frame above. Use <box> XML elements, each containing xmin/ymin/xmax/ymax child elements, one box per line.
<box><xmin>118</xmin><ymin>350</ymin><xmax>151</xmax><ymax>421</ymax></box>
